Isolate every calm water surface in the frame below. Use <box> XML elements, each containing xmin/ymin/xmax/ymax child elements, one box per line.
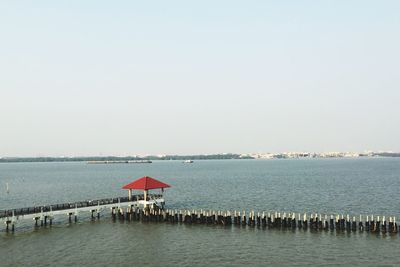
<box><xmin>0</xmin><ymin>159</ymin><xmax>399</xmax><ymax>266</ymax></box>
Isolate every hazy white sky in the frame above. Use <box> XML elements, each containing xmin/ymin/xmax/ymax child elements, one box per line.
<box><xmin>0</xmin><ymin>1</ymin><xmax>399</xmax><ymax>156</ymax></box>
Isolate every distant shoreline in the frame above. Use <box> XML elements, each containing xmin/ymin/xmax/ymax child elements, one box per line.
<box><xmin>0</xmin><ymin>152</ymin><xmax>399</xmax><ymax>163</ymax></box>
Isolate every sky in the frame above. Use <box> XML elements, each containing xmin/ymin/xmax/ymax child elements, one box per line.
<box><xmin>0</xmin><ymin>1</ymin><xmax>399</xmax><ymax>157</ymax></box>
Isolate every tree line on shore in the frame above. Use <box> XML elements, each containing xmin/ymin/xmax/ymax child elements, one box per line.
<box><xmin>0</xmin><ymin>154</ymin><xmax>253</xmax><ymax>163</ymax></box>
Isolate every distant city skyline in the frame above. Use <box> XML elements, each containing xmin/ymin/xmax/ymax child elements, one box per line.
<box><xmin>1</xmin><ymin>150</ymin><xmax>400</xmax><ymax>163</ymax></box>
<box><xmin>1</xmin><ymin>1</ymin><xmax>399</xmax><ymax>157</ymax></box>
<box><xmin>1</xmin><ymin>150</ymin><xmax>399</xmax><ymax>159</ymax></box>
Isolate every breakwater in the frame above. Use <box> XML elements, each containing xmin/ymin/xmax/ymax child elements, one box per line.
<box><xmin>123</xmin><ymin>208</ymin><xmax>398</xmax><ymax>234</ymax></box>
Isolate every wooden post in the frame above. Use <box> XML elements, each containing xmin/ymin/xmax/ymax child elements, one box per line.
<box><xmin>358</xmin><ymin>215</ymin><xmax>364</xmax><ymax>231</ymax></box>
<box><xmin>159</xmin><ymin>209</ymin><xmax>163</xmax><ymax>222</ymax></box>
<box><xmin>329</xmin><ymin>215</ymin><xmax>334</xmax><ymax>230</ymax></box>
<box><xmin>371</xmin><ymin>215</ymin><xmax>375</xmax><ymax>232</ymax></box>
<box><xmin>127</xmin><ymin>206</ymin><xmax>131</xmax><ymax>221</ymax></box>
<box><xmin>292</xmin><ymin>213</ymin><xmax>296</xmax><ymax>229</ymax></box>
<box><xmin>336</xmin><ymin>215</ymin><xmax>340</xmax><ymax>230</ymax></box>
<box><xmin>179</xmin><ymin>210</ymin><xmax>183</xmax><ymax>223</ymax></box>
<box><xmin>376</xmin><ymin>216</ymin><xmax>381</xmax><ymax>232</ymax></box>
<box><xmin>282</xmin><ymin>212</ymin><xmax>287</xmax><ymax>228</ymax></box>
<box><xmin>297</xmin><ymin>213</ymin><xmax>302</xmax><ymax>229</ymax></box>
<box><xmin>319</xmin><ymin>214</ymin><xmax>323</xmax><ymax>229</ymax></box>
<box><xmin>192</xmin><ymin>210</ymin><xmax>196</xmax><ymax>223</ymax></box>
<box><xmin>340</xmin><ymin>214</ymin><xmax>345</xmax><ymax>230</ymax></box>
<box><xmin>261</xmin><ymin>212</ymin><xmax>266</xmax><ymax>227</ymax></box>
<box><xmin>164</xmin><ymin>209</ymin><xmax>168</xmax><ymax>222</ymax></box>
<box><xmin>277</xmin><ymin>212</ymin><xmax>281</xmax><ymax>228</ymax></box>
<box><xmin>174</xmin><ymin>210</ymin><xmax>178</xmax><ymax>222</ymax></box>
<box><xmin>271</xmin><ymin>213</ymin><xmax>275</xmax><ymax>227</ymax></box>
<box><xmin>352</xmin><ymin>216</ymin><xmax>357</xmax><ymax>231</ymax></box>
<box><xmin>382</xmin><ymin>216</ymin><xmax>387</xmax><ymax>234</ymax></box>
<box><xmin>112</xmin><ymin>207</ymin><xmax>116</xmax><ymax>220</ymax></box>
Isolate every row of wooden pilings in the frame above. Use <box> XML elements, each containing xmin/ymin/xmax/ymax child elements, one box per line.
<box><xmin>4</xmin><ymin>207</ymin><xmax>398</xmax><ymax>234</ymax></box>
<box><xmin>112</xmin><ymin>207</ymin><xmax>399</xmax><ymax>234</ymax></box>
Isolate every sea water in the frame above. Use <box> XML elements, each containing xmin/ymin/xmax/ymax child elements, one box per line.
<box><xmin>0</xmin><ymin>158</ymin><xmax>399</xmax><ymax>266</ymax></box>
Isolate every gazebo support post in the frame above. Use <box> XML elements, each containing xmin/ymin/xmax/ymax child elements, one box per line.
<box><xmin>128</xmin><ymin>189</ymin><xmax>132</xmax><ymax>201</ymax></box>
<box><xmin>160</xmin><ymin>188</ymin><xmax>165</xmax><ymax>210</ymax></box>
<box><xmin>143</xmin><ymin>189</ymin><xmax>148</xmax><ymax>208</ymax></box>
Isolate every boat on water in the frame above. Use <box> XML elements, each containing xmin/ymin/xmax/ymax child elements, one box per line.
<box><xmin>183</xmin><ymin>160</ymin><xmax>194</xmax><ymax>163</ymax></box>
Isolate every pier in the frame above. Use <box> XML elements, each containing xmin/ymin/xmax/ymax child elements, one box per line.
<box><xmin>0</xmin><ymin>176</ymin><xmax>169</xmax><ymax>232</ymax></box>
<box><xmin>0</xmin><ymin>194</ymin><xmax>164</xmax><ymax>231</ymax></box>
<box><xmin>87</xmin><ymin>160</ymin><xmax>152</xmax><ymax>164</ymax></box>
<box><xmin>1</xmin><ymin>176</ymin><xmax>398</xmax><ymax>235</ymax></box>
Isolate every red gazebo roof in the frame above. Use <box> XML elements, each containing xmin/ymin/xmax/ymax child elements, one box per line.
<box><xmin>122</xmin><ymin>176</ymin><xmax>171</xmax><ymax>190</ymax></box>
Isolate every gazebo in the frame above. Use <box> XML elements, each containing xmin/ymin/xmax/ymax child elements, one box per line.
<box><xmin>122</xmin><ymin>176</ymin><xmax>171</xmax><ymax>208</ymax></box>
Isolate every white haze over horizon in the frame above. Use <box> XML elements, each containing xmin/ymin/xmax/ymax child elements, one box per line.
<box><xmin>1</xmin><ymin>1</ymin><xmax>399</xmax><ymax>157</ymax></box>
